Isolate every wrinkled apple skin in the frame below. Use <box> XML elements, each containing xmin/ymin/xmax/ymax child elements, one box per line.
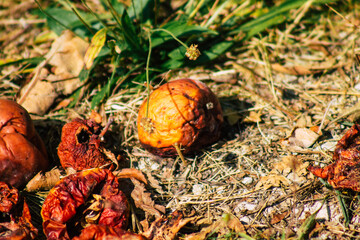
<box><xmin>57</xmin><ymin>118</ymin><xmax>111</xmax><ymax>170</ymax></box>
<box><xmin>0</xmin><ymin>99</ymin><xmax>48</xmax><ymax>188</ymax></box>
<box><xmin>137</xmin><ymin>79</ymin><xmax>223</xmax><ymax>157</ymax></box>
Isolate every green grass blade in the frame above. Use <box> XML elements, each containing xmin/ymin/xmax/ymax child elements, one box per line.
<box><xmin>64</xmin><ymin>0</ymin><xmax>95</xmax><ymax>35</ymax></box>
<box><xmin>121</xmin><ymin>9</ymin><xmax>142</xmax><ymax>51</ymax></box>
<box><xmin>232</xmin><ymin>0</ymin><xmax>338</xmax><ymax>39</ymax></box>
<box><xmin>0</xmin><ymin>57</ymin><xmax>45</xmax><ymax>68</ymax></box>
<box><xmin>336</xmin><ymin>190</ymin><xmax>350</xmax><ymax>227</ymax></box>
<box><xmin>296</xmin><ymin>201</ymin><xmax>324</xmax><ymax>240</ymax></box>
<box><xmin>150</xmin><ymin>21</ymin><xmax>217</xmax><ymax>48</ymax></box>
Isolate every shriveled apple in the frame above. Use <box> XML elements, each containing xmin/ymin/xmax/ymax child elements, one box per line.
<box><xmin>137</xmin><ymin>79</ymin><xmax>223</xmax><ymax>157</ymax></box>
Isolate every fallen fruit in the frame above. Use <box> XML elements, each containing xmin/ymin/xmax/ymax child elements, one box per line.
<box><xmin>0</xmin><ymin>99</ymin><xmax>48</xmax><ymax>188</ymax></box>
<box><xmin>0</xmin><ymin>181</ymin><xmax>38</xmax><ymax>239</ymax></box>
<box><xmin>72</xmin><ymin>225</ymin><xmax>147</xmax><ymax>240</ymax></box>
<box><xmin>57</xmin><ymin>113</ymin><xmax>113</xmax><ymax>171</ymax></box>
<box><xmin>308</xmin><ymin>124</ymin><xmax>360</xmax><ymax>191</ymax></box>
<box><xmin>41</xmin><ymin>168</ymin><xmax>129</xmax><ymax>240</ymax></box>
<box><xmin>137</xmin><ymin>79</ymin><xmax>223</xmax><ymax>157</ymax></box>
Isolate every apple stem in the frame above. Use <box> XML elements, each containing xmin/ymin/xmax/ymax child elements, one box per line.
<box><xmin>173</xmin><ymin>142</ymin><xmax>188</xmax><ymax>166</ymax></box>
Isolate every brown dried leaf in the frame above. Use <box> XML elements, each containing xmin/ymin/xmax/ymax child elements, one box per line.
<box><xmin>130</xmin><ymin>178</ymin><xmax>165</xmax><ymax>218</ymax></box>
<box><xmin>282</xmin><ymin>127</ymin><xmax>320</xmax><ymax>149</ymax></box>
<box><xmin>255</xmin><ymin>174</ymin><xmax>290</xmax><ymax>190</ymax></box>
<box><xmin>271</xmin><ymin>63</ymin><xmax>319</xmax><ymax>75</ymax></box>
<box><xmin>18</xmin><ymin>30</ymin><xmax>89</xmax><ymax>115</ymax></box>
<box><xmin>183</xmin><ymin>215</ymin><xmax>244</xmax><ymax>240</ymax></box>
<box><xmin>256</xmin><ymin>156</ymin><xmax>309</xmax><ymax>190</ymax></box>
<box><xmin>144</xmin><ymin>172</ymin><xmax>165</xmax><ymax>195</ymax></box>
<box><xmin>19</xmin><ymin>79</ymin><xmax>58</xmax><ymax>115</ymax></box>
<box><xmin>115</xmin><ymin>168</ymin><xmax>148</xmax><ymax>184</ymax></box>
<box><xmin>270</xmin><ymin>211</ymin><xmax>289</xmax><ymax>225</ymax></box>
<box><xmin>142</xmin><ymin>211</ymin><xmax>194</xmax><ymax>240</ymax></box>
<box><xmin>271</xmin><ymin>61</ymin><xmax>346</xmax><ymax>76</ymax></box>
<box><xmin>226</xmin><ymin>215</ymin><xmax>245</xmax><ymax>233</ymax></box>
<box><xmin>25</xmin><ymin>168</ymin><xmax>62</xmax><ymax>192</ymax></box>
<box><xmin>101</xmin><ymin>148</ymin><xmax>119</xmax><ymax>170</ymax></box>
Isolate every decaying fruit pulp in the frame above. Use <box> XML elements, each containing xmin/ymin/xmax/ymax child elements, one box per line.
<box><xmin>308</xmin><ymin>124</ymin><xmax>360</xmax><ymax>191</ymax></box>
<box><xmin>72</xmin><ymin>225</ymin><xmax>147</xmax><ymax>240</ymax></box>
<box><xmin>41</xmin><ymin>168</ymin><xmax>129</xmax><ymax>240</ymax></box>
<box><xmin>137</xmin><ymin>79</ymin><xmax>223</xmax><ymax>157</ymax></box>
<box><xmin>0</xmin><ymin>99</ymin><xmax>48</xmax><ymax>188</ymax></box>
<box><xmin>0</xmin><ymin>182</ymin><xmax>38</xmax><ymax>239</ymax></box>
<box><xmin>57</xmin><ymin>115</ymin><xmax>112</xmax><ymax>171</ymax></box>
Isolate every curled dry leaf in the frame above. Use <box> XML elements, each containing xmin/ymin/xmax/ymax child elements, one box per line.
<box><xmin>41</xmin><ymin>168</ymin><xmax>129</xmax><ymax>240</ymax></box>
<box><xmin>142</xmin><ymin>210</ymin><xmax>194</xmax><ymax>240</ymax></box>
<box><xmin>308</xmin><ymin>124</ymin><xmax>360</xmax><ymax>191</ymax></box>
<box><xmin>115</xmin><ymin>168</ymin><xmax>148</xmax><ymax>184</ymax></box>
<box><xmin>25</xmin><ymin>167</ymin><xmax>63</xmax><ymax>192</ymax></box>
<box><xmin>137</xmin><ymin>79</ymin><xmax>223</xmax><ymax>157</ymax></box>
<box><xmin>130</xmin><ymin>178</ymin><xmax>165</xmax><ymax>218</ymax></box>
<box><xmin>0</xmin><ymin>182</ymin><xmax>38</xmax><ymax>240</ymax></box>
<box><xmin>0</xmin><ymin>99</ymin><xmax>48</xmax><ymax>188</ymax></box>
<box><xmin>57</xmin><ymin>114</ymin><xmax>114</xmax><ymax>171</ymax></box>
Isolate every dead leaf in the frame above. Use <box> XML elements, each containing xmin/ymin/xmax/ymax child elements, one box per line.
<box><xmin>20</xmin><ymin>78</ymin><xmax>58</xmax><ymax>115</ymax></box>
<box><xmin>130</xmin><ymin>178</ymin><xmax>165</xmax><ymax>218</ymax></box>
<box><xmin>183</xmin><ymin>214</ymin><xmax>245</xmax><ymax>240</ymax></box>
<box><xmin>53</xmin><ymin>98</ymin><xmax>72</xmax><ymax>111</ymax></box>
<box><xmin>271</xmin><ymin>61</ymin><xmax>347</xmax><ymax>76</ymax></box>
<box><xmin>100</xmin><ymin>148</ymin><xmax>119</xmax><ymax>170</ymax></box>
<box><xmin>255</xmin><ymin>174</ymin><xmax>290</xmax><ymax>190</ymax></box>
<box><xmin>142</xmin><ymin>211</ymin><xmax>195</xmax><ymax>240</ymax></box>
<box><xmin>183</xmin><ymin>222</ymin><xmax>220</xmax><ymax>240</ymax></box>
<box><xmin>25</xmin><ymin>168</ymin><xmax>63</xmax><ymax>192</ymax></box>
<box><xmin>225</xmin><ymin>214</ymin><xmax>246</xmax><ymax>233</ymax></box>
<box><xmin>18</xmin><ymin>30</ymin><xmax>89</xmax><ymax>114</ymax></box>
<box><xmin>144</xmin><ymin>172</ymin><xmax>165</xmax><ymax>195</ymax></box>
<box><xmin>281</xmin><ymin>127</ymin><xmax>320</xmax><ymax>148</ymax></box>
<box><xmin>244</xmin><ymin>111</ymin><xmax>262</xmax><ymax>123</ymax></box>
<box><xmin>271</xmin><ymin>63</ymin><xmax>319</xmax><ymax>75</ymax></box>
<box><xmin>223</xmin><ymin>108</ymin><xmax>242</xmax><ymax>125</ymax></box>
<box><xmin>115</xmin><ymin>168</ymin><xmax>148</xmax><ymax>185</ymax></box>
<box><xmin>270</xmin><ymin>211</ymin><xmax>289</xmax><ymax>225</ymax></box>
<box><xmin>255</xmin><ymin>156</ymin><xmax>310</xmax><ymax>190</ymax></box>
<box><xmin>48</xmin><ymin>30</ymin><xmax>88</xmax><ymax>78</ymax></box>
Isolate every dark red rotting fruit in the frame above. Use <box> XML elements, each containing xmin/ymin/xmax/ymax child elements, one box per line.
<box><xmin>0</xmin><ymin>99</ymin><xmax>48</xmax><ymax>188</ymax></box>
<box><xmin>308</xmin><ymin>124</ymin><xmax>360</xmax><ymax>191</ymax></box>
<box><xmin>57</xmin><ymin>116</ymin><xmax>112</xmax><ymax>171</ymax></box>
<box><xmin>0</xmin><ymin>181</ymin><xmax>38</xmax><ymax>239</ymax></box>
<box><xmin>41</xmin><ymin>168</ymin><xmax>129</xmax><ymax>240</ymax></box>
<box><xmin>72</xmin><ymin>225</ymin><xmax>147</xmax><ymax>240</ymax></box>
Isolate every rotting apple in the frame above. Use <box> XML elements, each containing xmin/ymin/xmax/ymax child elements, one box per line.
<box><xmin>0</xmin><ymin>99</ymin><xmax>48</xmax><ymax>188</ymax></box>
<box><xmin>57</xmin><ymin>113</ymin><xmax>113</xmax><ymax>171</ymax></box>
<box><xmin>137</xmin><ymin>79</ymin><xmax>223</xmax><ymax>157</ymax></box>
<box><xmin>308</xmin><ymin>124</ymin><xmax>360</xmax><ymax>191</ymax></box>
<box><xmin>0</xmin><ymin>181</ymin><xmax>38</xmax><ymax>239</ymax></box>
<box><xmin>41</xmin><ymin>168</ymin><xmax>129</xmax><ymax>240</ymax></box>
